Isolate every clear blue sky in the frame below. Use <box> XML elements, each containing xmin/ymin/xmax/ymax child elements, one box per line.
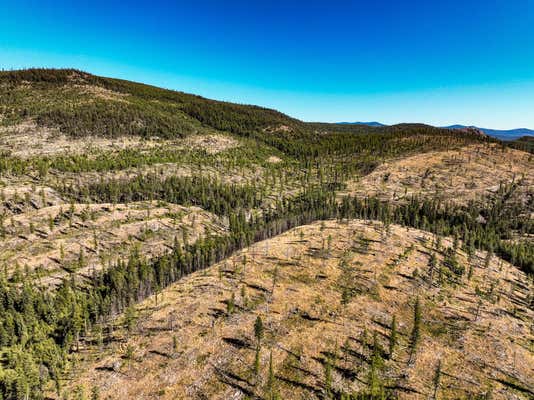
<box><xmin>1</xmin><ymin>0</ymin><xmax>533</xmax><ymax>129</ymax></box>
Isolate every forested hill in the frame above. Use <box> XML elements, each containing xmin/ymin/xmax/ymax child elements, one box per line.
<box><xmin>0</xmin><ymin>68</ymin><xmax>532</xmax><ymax>399</ymax></box>
<box><xmin>0</xmin><ymin>68</ymin><xmax>492</xmax><ymax>157</ymax></box>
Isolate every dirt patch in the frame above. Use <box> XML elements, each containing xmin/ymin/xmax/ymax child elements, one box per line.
<box><xmin>263</xmin><ymin>125</ymin><xmax>293</xmax><ymax>134</ymax></box>
<box><xmin>73</xmin><ymin>84</ymin><xmax>129</xmax><ymax>102</ymax></box>
<box><xmin>184</xmin><ymin>134</ymin><xmax>239</xmax><ymax>154</ymax></box>
<box><xmin>267</xmin><ymin>155</ymin><xmax>282</xmax><ymax>163</ymax></box>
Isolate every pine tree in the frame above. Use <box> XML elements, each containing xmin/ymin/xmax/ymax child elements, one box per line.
<box><xmin>368</xmin><ymin>332</ymin><xmax>385</xmax><ymax>397</ymax></box>
<box><xmin>467</xmin><ymin>261</ymin><xmax>474</xmax><ymax>281</ymax></box>
<box><xmin>254</xmin><ymin>316</ymin><xmax>264</xmax><ymax>345</ymax></box>
<box><xmin>431</xmin><ymin>360</ymin><xmax>442</xmax><ymax>400</ymax></box>
<box><xmin>124</xmin><ymin>306</ymin><xmax>137</xmax><ymax>333</ymax></box>
<box><xmin>409</xmin><ymin>298</ymin><xmax>422</xmax><ymax>362</ymax></box>
<box><xmin>266</xmin><ymin>350</ymin><xmax>277</xmax><ymax>400</ymax></box>
<box><xmin>271</xmin><ymin>264</ymin><xmax>279</xmax><ymax>297</ymax></box>
<box><xmin>389</xmin><ymin>315</ymin><xmax>397</xmax><ymax>358</ymax></box>
<box><xmin>484</xmin><ymin>251</ymin><xmax>492</xmax><ymax>269</ymax></box>
<box><xmin>227</xmin><ymin>292</ymin><xmax>235</xmax><ymax>315</ymax></box>
<box><xmin>91</xmin><ymin>385</ymin><xmax>100</xmax><ymax>400</ymax></box>
<box><xmin>254</xmin><ymin>345</ymin><xmax>261</xmax><ymax>377</ymax></box>
<box><xmin>253</xmin><ymin>316</ymin><xmax>264</xmax><ymax>376</ymax></box>
<box><xmin>324</xmin><ymin>356</ymin><xmax>333</xmax><ymax>399</ymax></box>
<box><xmin>241</xmin><ymin>285</ymin><xmax>247</xmax><ymax>308</ymax></box>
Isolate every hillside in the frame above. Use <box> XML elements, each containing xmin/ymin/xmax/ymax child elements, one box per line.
<box><xmin>345</xmin><ymin>143</ymin><xmax>533</xmax><ymax>206</ymax></box>
<box><xmin>0</xmin><ymin>69</ymin><xmax>532</xmax><ymax>400</ymax></box>
<box><xmin>0</xmin><ymin>68</ymin><xmax>490</xmax><ymax>159</ymax></box>
<box><xmin>56</xmin><ymin>220</ymin><xmax>534</xmax><ymax>399</ymax></box>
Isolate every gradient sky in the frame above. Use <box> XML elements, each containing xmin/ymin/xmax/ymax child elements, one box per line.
<box><xmin>1</xmin><ymin>0</ymin><xmax>533</xmax><ymax>128</ymax></box>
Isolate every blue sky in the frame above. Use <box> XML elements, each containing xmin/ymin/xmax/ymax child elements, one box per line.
<box><xmin>1</xmin><ymin>0</ymin><xmax>533</xmax><ymax>128</ymax></box>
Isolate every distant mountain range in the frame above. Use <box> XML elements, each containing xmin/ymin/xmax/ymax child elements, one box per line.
<box><xmin>341</xmin><ymin>122</ymin><xmax>533</xmax><ymax>141</ymax></box>
<box><xmin>338</xmin><ymin>121</ymin><xmax>386</xmax><ymax>127</ymax></box>
<box><xmin>443</xmin><ymin>125</ymin><xmax>534</xmax><ymax>141</ymax></box>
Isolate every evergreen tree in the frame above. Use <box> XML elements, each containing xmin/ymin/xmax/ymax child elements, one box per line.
<box><xmin>227</xmin><ymin>293</ymin><xmax>235</xmax><ymax>315</ymax></box>
<box><xmin>431</xmin><ymin>360</ymin><xmax>442</xmax><ymax>400</ymax></box>
<box><xmin>324</xmin><ymin>356</ymin><xmax>333</xmax><ymax>399</ymax></box>
<box><xmin>91</xmin><ymin>385</ymin><xmax>100</xmax><ymax>400</ymax></box>
<box><xmin>254</xmin><ymin>316</ymin><xmax>264</xmax><ymax>345</ymax></box>
<box><xmin>409</xmin><ymin>298</ymin><xmax>422</xmax><ymax>362</ymax></box>
<box><xmin>389</xmin><ymin>315</ymin><xmax>397</xmax><ymax>359</ymax></box>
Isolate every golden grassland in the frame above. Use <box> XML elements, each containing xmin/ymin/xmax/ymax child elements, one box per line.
<box><xmin>58</xmin><ymin>220</ymin><xmax>533</xmax><ymax>399</ymax></box>
<box><xmin>345</xmin><ymin>144</ymin><xmax>533</xmax><ymax>206</ymax></box>
<box><xmin>0</xmin><ymin>200</ymin><xmax>225</xmax><ymax>286</ymax></box>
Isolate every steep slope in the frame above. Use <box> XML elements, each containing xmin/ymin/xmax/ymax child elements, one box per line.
<box><xmin>58</xmin><ymin>220</ymin><xmax>534</xmax><ymax>400</ymax></box>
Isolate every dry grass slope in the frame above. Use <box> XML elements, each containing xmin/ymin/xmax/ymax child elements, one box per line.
<box><xmin>1</xmin><ymin>200</ymin><xmax>225</xmax><ymax>286</ymax></box>
<box><xmin>60</xmin><ymin>220</ymin><xmax>533</xmax><ymax>400</ymax></box>
<box><xmin>345</xmin><ymin>144</ymin><xmax>533</xmax><ymax>206</ymax></box>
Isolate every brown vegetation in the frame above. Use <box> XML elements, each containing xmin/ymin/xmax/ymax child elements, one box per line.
<box><xmin>60</xmin><ymin>220</ymin><xmax>533</xmax><ymax>399</ymax></box>
<box><xmin>345</xmin><ymin>144</ymin><xmax>533</xmax><ymax>206</ymax></box>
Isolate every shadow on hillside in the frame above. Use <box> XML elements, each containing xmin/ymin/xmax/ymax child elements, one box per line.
<box><xmin>222</xmin><ymin>337</ymin><xmax>253</xmax><ymax>350</ymax></box>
